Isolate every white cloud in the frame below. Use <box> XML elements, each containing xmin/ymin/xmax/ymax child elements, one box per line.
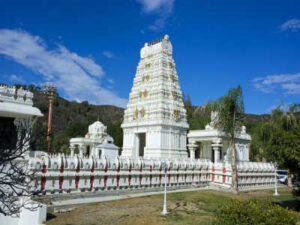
<box><xmin>282</xmin><ymin>83</ymin><xmax>300</xmax><ymax>94</ymax></box>
<box><xmin>149</xmin><ymin>18</ymin><xmax>167</xmax><ymax>31</ymax></box>
<box><xmin>137</xmin><ymin>0</ymin><xmax>174</xmax><ymax>31</ymax></box>
<box><xmin>102</xmin><ymin>50</ymin><xmax>114</xmax><ymax>59</ymax></box>
<box><xmin>9</xmin><ymin>74</ymin><xmax>25</xmax><ymax>83</ymax></box>
<box><xmin>0</xmin><ymin>29</ymin><xmax>127</xmax><ymax>107</ymax></box>
<box><xmin>280</xmin><ymin>19</ymin><xmax>300</xmax><ymax>32</ymax></box>
<box><xmin>253</xmin><ymin>73</ymin><xmax>300</xmax><ymax>94</ymax></box>
<box><xmin>137</xmin><ymin>0</ymin><xmax>174</xmax><ymax>14</ymax></box>
<box><xmin>107</xmin><ymin>78</ymin><xmax>115</xmax><ymax>84</ymax></box>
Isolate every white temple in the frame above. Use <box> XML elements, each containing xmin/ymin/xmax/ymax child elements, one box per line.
<box><xmin>0</xmin><ymin>36</ymin><xmax>277</xmax><ymax>222</ymax></box>
<box><xmin>69</xmin><ymin>120</ymin><xmax>119</xmax><ymax>159</ymax></box>
<box><xmin>122</xmin><ymin>35</ymin><xmax>189</xmax><ymax>159</ymax></box>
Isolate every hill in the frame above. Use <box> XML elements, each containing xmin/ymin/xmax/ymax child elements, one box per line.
<box><xmin>30</xmin><ymin>87</ymin><xmax>124</xmax><ymax>153</ymax></box>
<box><xmin>22</xmin><ymin>85</ymin><xmax>287</xmax><ymax>154</ymax></box>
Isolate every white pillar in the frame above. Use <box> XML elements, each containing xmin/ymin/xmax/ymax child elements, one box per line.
<box><xmin>187</xmin><ymin>143</ymin><xmax>197</xmax><ymax>160</ymax></box>
<box><xmin>190</xmin><ymin>149</ymin><xmax>195</xmax><ymax>159</ymax></box>
<box><xmin>213</xmin><ymin>147</ymin><xmax>220</xmax><ymax>163</ymax></box>
<box><xmin>212</xmin><ymin>139</ymin><xmax>223</xmax><ymax>163</ymax></box>
<box><xmin>79</xmin><ymin>144</ymin><xmax>85</xmax><ymax>157</ymax></box>
<box><xmin>161</xmin><ymin>164</ymin><xmax>168</xmax><ymax>215</ymax></box>
<box><xmin>135</xmin><ymin>133</ymin><xmax>140</xmax><ymax>157</ymax></box>
<box><xmin>273</xmin><ymin>163</ymin><xmax>279</xmax><ymax>196</ymax></box>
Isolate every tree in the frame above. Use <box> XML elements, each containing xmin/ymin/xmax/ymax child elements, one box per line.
<box><xmin>183</xmin><ymin>93</ymin><xmax>217</xmax><ymax>130</ymax></box>
<box><xmin>271</xmin><ymin>105</ymin><xmax>297</xmax><ymax>131</ymax></box>
<box><xmin>107</xmin><ymin>122</ymin><xmax>123</xmax><ymax>153</ymax></box>
<box><xmin>251</xmin><ymin>104</ymin><xmax>300</xmax><ymax>187</ymax></box>
<box><xmin>183</xmin><ymin>93</ymin><xmax>193</xmax><ymax>125</ymax></box>
<box><xmin>217</xmin><ymin>86</ymin><xmax>245</xmax><ymax>194</ymax></box>
<box><xmin>0</xmin><ymin>117</ymin><xmax>38</xmax><ymax>216</ymax></box>
<box><xmin>52</xmin><ymin>122</ymin><xmax>88</xmax><ymax>153</ymax></box>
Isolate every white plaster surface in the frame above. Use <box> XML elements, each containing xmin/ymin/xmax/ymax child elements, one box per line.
<box><xmin>0</xmin><ymin>203</ymin><xmax>47</xmax><ymax>225</ymax></box>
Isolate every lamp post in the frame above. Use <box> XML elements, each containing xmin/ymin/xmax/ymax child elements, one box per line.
<box><xmin>43</xmin><ymin>83</ymin><xmax>57</xmax><ymax>153</ymax></box>
<box><xmin>273</xmin><ymin>162</ymin><xmax>279</xmax><ymax>196</ymax></box>
<box><xmin>161</xmin><ymin>162</ymin><xmax>168</xmax><ymax>215</ymax></box>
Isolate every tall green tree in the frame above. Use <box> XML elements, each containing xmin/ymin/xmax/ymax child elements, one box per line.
<box><xmin>183</xmin><ymin>94</ymin><xmax>193</xmax><ymax>125</ymax></box>
<box><xmin>251</xmin><ymin>104</ymin><xmax>300</xmax><ymax>187</ymax></box>
<box><xmin>217</xmin><ymin>85</ymin><xmax>245</xmax><ymax>194</ymax></box>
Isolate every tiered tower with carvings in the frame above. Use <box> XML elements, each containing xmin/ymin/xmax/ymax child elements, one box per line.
<box><xmin>121</xmin><ymin>35</ymin><xmax>189</xmax><ymax>159</ymax></box>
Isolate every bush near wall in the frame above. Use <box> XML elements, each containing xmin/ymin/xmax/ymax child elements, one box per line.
<box><xmin>214</xmin><ymin>199</ymin><xmax>297</xmax><ymax>225</ymax></box>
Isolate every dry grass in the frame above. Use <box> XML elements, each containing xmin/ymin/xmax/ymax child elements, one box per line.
<box><xmin>46</xmin><ymin>188</ymin><xmax>298</xmax><ymax>225</ymax></box>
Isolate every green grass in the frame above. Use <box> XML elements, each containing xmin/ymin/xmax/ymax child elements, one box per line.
<box><xmin>274</xmin><ymin>189</ymin><xmax>300</xmax><ymax>212</ymax></box>
<box><xmin>47</xmin><ymin>188</ymin><xmax>300</xmax><ymax>225</ymax></box>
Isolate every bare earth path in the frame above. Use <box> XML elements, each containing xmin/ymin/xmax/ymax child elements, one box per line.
<box><xmin>46</xmin><ymin>188</ymin><xmax>300</xmax><ymax>225</ymax></box>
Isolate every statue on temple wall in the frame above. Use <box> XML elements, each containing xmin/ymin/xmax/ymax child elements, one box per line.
<box><xmin>205</xmin><ymin>111</ymin><xmax>220</xmax><ymax>130</ymax></box>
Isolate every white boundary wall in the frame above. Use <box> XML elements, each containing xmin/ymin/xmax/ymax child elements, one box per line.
<box><xmin>28</xmin><ymin>154</ymin><xmax>275</xmax><ymax>194</ymax></box>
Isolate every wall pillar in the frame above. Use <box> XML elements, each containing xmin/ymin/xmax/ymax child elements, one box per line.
<box><xmin>212</xmin><ymin>138</ymin><xmax>223</xmax><ymax>163</ymax></box>
<box><xmin>213</xmin><ymin>147</ymin><xmax>220</xmax><ymax>163</ymax></box>
<box><xmin>187</xmin><ymin>142</ymin><xmax>197</xmax><ymax>160</ymax></box>
<box><xmin>78</xmin><ymin>144</ymin><xmax>85</xmax><ymax>157</ymax></box>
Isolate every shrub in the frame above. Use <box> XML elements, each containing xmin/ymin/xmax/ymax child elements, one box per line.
<box><xmin>214</xmin><ymin>198</ymin><xmax>297</xmax><ymax>225</ymax></box>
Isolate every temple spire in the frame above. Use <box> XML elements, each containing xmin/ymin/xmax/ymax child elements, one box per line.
<box><xmin>121</xmin><ymin>35</ymin><xmax>188</xmax><ymax>159</ymax></box>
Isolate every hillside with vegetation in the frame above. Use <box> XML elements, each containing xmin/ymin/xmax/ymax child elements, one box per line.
<box><xmin>26</xmin><ymin>85</ymin><xmax>124</xmax><ymax>153</ymax></box>
<box><xmin>28</xmin><ymin>88</ymin><xmax>266</xmax><ymax>153</ymax></box>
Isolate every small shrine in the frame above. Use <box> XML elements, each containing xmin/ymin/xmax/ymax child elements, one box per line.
<box><xmin>187</xmin><ymin>112</ymin><xmax>251</xmax><ymax>163</ymax></box>
<box><xmin>69</xmin><ymin>120</ymin><xmax>119</xmax><ymax>159</ymax></box>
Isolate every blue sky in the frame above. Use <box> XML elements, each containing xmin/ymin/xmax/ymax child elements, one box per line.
<box><xmin>0</xmin><ymin>0</ymin><xmax>299</xmax><ymax>114</ymax></box>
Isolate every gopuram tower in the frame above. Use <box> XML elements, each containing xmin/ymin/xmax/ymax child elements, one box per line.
<box><xmin>121</xmin><ymin>35</ymin><xmax>189</xmax><ymax>159</ymax></box>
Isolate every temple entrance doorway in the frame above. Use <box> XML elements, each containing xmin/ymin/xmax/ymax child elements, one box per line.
<box><xmin>138</xmin><ymin>133</ymin><xmax>146</xmax><ymax>157</ymax></box>
<box><xmin>0</xmin><ymin>117</ymin><xmax>17</xmax><ymax>150</ymax></box>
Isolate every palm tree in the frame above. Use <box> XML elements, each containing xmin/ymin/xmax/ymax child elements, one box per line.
<box><xmin>217</xmin><ymin>86</ymin><xmax>244</xmax><ymax>194</ymax></box>
<box><xmin>271</xmin><ymin>104</ymin><xmax>299</xmax><ymax>131</ymax></box>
